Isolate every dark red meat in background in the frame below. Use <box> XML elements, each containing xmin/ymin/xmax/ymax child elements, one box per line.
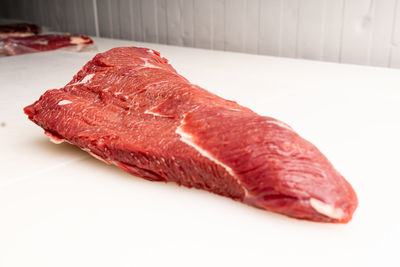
<box><xmin>1</xmin><ymin>34</ymin><xmax>93</xmax><ymax>55</ymax></box>
<box><xmin>0</xmin><ymin>23</ymin><xmax>41</xmax><ymax>37</ymax></box>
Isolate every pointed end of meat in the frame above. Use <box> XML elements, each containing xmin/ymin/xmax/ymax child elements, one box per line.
<box><xmin>253</xmin><ymin>175</ymin><xmax>357</xmax><ymax>223</ymax></box>
<box><xmin>23</xmin><ymin>103</ymin><xmax>35</xmax><ymax>117</ymax></box>
<box><xmin>240</xmin><ymin>119</ymin><xmax>358</xmax><ymax>223</ymax></box>
<box><xmin>306</xmin><ymin>173</ymin><xmax>358</xmax><ymax>223</ymax></box>
<box><xmin>244</xmin><ymin>163</ymin><xmax>358</xmax><ymax>223</ymax></box>
<box><xmin>246</xmin><ymin>180</ymin><xmax>358</xmax><ymax>223</ymax></box>
<box><xmin>309</xmin><ymin>195</ymin><xmax>358</xmax><ymax>223</ymax></box>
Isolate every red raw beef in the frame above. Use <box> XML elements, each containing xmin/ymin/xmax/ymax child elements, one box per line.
<box><xmin>0</xmin><ymin>23</ymin><xmax>41</xmax><ymax>37</ymax></box>
<box><xmin>0</xmin><ymin>34</ymin><xmax>93</xmax><ymax>56</ymax></box>
<box><xmin>24</xmin><ymin>47</ymin><xmax>358</xmax><ymax>223</ymax></box>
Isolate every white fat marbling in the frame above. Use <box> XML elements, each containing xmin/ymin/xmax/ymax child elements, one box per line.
<box><xmin>176</xmin><ymin>119</ymin><xmax>248</xmax><ymax>196</ymax></box>
<box><xmin>58</xmin><ymin>100</ymin><xmax>72</xmax><ymax>105</ymax></box>
<box><xmin>141</xmin><ymin>58</ymin><xmax>161</xmax><ymax>69</ymax></box>
<box><xmin>80</xmin><ymin>73</ymin><xmax>94</xmax><ymax>84</ymax></box>
<box><xmin>144</xmin><ymin>109</ymin><xmax>169</xmax><ymax>117</ymax></box>
<box><xmin>310</xmin><ymin>198</ymin><xmax>344</xmax><ymax>220</ymax></box>
<box><xmin>68</xmin><ymin>73</ymin><xmax>94</xmax><ymax>86</ymax></box>
<box><xmin>47</xmin><ymin>135</ymin><xmax>64</xmax><ymax>144</ymax></box>
<box><xmin>268</xmin><ymin>119</ymin><xmax>293</xmax><ymax>131</ymax></box>
<box><xmin>33</xmin><ymin>39</ymin><xmax>48</xmax><ymax>45</ymax></box>
<box><xmin>82</xmin><ymin>148</ymin><xmax>110</xmax><ymax>164</ymax></box>
<box><xmin>147</xmin><ymin>49</ymin><xmax>156</xmax><ymax>55</ymax></box>
<box><xmin>70</xmin><ymin>36</ymin><xmax>86</xmax><ymax>45</ymax></box>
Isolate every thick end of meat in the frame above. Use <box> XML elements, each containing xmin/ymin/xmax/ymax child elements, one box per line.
<box><xmin>23</xmin><ymin>47</ymin><xmax>358</xmax><ymax>223</ymax></box>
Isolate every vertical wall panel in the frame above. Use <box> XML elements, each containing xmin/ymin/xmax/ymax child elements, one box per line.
<box><xmin>297</xmin><ymin>0</ymin><xmax>325</xmax><ymax>60</ymax></box>
<box><xmin>43</xmin><ymin>0</ymin><xmax>63</xmax><ymax>32</ymax></box>
<box><xmin>31</xmin><ymin>0</ymin><xmax>43</xmax><ymax>25</ymax></box>
<box><xmin>0</xmin><ymin>0</ymin><xmax>7</xmax><ymax>18</ymax></box>
<box><xmin>193</xmin><ymin>0</ymin><xmax>212</xmax><ymax>49</ymax></box>
<box><xmin>119</xmin><ymin>0</ymin><xmax>134</xmax><ymax>40</ymax></box>
<box><xmin>182</xmin><ymin>0</ymin><xmax>194</xmax><ymax>47</ymax></box>
<box><xmin>97</xmin><ymin>0</ymin><xmax>113</xmax><ymax>37</ymax></box>
<box><xmin>141</xmin><ymin>0</ymin><xmax>157</xmax><ymax>43</ymax></box>
<box><xmin>1</xmin><ymin>0</ymin><xmax>13</xmax><ymax>19</ymax></box>
<box><xmin>1</xmin><ymin>0</ymin><xmax>400</xmax><ymax>68</ymax></box>
<box><xmin>340</xmin><ymin>0</ymin><xmax>374</xmax><ymax>65</ymax></box>
<box><xmin>369</xmin><ymin>0</ymin><xmax>397</xmax><ymax>67</ymax></box>
<box><xmin>281</xmin><ymin>0</ymin><xmax>299</xmax><ymax>57</ymax></box>
<box><xmin>7</xmin><ymin>0</ymin><xmax>22</xmax><ymax>20</ymax></box>
<box><xmin>156</xmin><ymin>0</ymin><xmax>167</xmax><ymax>44</ymax></box>
<box><xmin>389</xmin><ymin>0</ymin><xmax>400</xmax><ymax>68</ymax></box>
<box><xmin>131</xmin><ymin>0</ymin><xmax>144</xmax><ymax>41</ymax></box>
<box><xmin>165</xmin><ymin>0</ymin><xmax>195</xmax><ymax>47</ymax></box>
<box><xmin>19</xmin><ymin>0</ymin><xmax>31</xmax><ymax>23</ymax></box>
<box><xmin>322</xmin><ymin>0</ymin><xmax>344</xmax><ymax>62</ymax></box>
<box><xmin>37</xmin><ymin>0</ymin><xmax>48</xmax><ymax>27</ymax></box>
<box><xmin>64</xmin><ymin>0</ymin><xmax>80</xmax><ymax>34</ymax></box>
<box><xmin>110</xmin><ymin>0</ymin><xmax>121</xmax><ymax>38</ymax></box>
<box><xmin>243</xmin><ymin>0</ymin><xmax>260</xmax><ymax>53</ymax></box>
<box><xmin>225</xmin><ymin>0</ymin><xmax>246</xmax><ymax>52</ymax></box>
<box><xmin>258</xmin><ymin>0</ymin><xmax>282</xmax><ymax>56</ymax></box>
<box><xmin>82</xmin><ymin>0</ymin><xmax>96</xmax><ymax>36</ymax></box>
<box><xmin>166</xmin><ymin>0</ymin><xmax>183</xmax><ymax>45</ymax></box>
<box><xmin>46</xmin><ymin>0</ymin><xmax>68</xmax><ymax>32</ymax></box>
<box><xmin>211</xmin><ymin>0</ymin><xmax>224</xmax><ymax>50</ymax></box>
<box><xmin>22</xmin><ymin>0</ymin><xmax>35</xmax><ymax>24</ymax></box>
<box><xmin>39</xmin><ymin>0</ymin><xmax>51</xmax><ymax>28</ymax></box>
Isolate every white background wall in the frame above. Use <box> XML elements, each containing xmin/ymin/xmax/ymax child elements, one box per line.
<box><xmin>1</xmin><ymin>0</ymin><xmax>400</xmax><ymax>68</ymax></box>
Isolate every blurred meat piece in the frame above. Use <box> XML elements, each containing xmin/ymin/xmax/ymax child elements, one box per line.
<box><xmin>0</xmin><ymin>34</ymin><xmax>93</xmax><ymax>56</ymax></box>
<box><xmin>0</xmin><ymin>23</ymin><xmax>41</xmax><ymax>38</ymax></box>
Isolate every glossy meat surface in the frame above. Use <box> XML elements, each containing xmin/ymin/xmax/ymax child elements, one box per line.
<box><xmin>1</xmin><ymin>34</ymin><xmax>93</xmax><ymax>55</ymax></box>
<box><xmin>24</xmin><ymin>47</ymin><xmax>358</xmax><ymax>223</ymax></box>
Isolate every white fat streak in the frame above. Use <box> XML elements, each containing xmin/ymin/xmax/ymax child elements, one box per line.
<box><xmin>82</xmin><ymin>148</ymin><xmax>110</xmax><ymax>164</ymax></box>
<box><xmin>58</xmin><ymin>100</ymin><xmax>72</xmax><ymax>105</ymax></box>
<box><xmin>268</xmin><ymin>119</ymin><xmax>293</xmax><ymax>131</ymax></box>
<box><xmin>68</xmin><ymin>73</ymin><xmax>94</xmax><ymax>86</ymax></box>
<box><xmin>147</xmin><ymin>49</ymin><xmax>156</xmax><ymax>55</ymax></box>
<box><xmin>33</xmin><ymin>39</ymin><xmax>48</xmax><ymax>45</ymax></box>
<box><xmin>176</xmin><ymin>120</ymin><xmax>248</xmax><ymax>196</ymax></box>
<box><xmin>80</xmin><ymin>73</ymin><xmax>94</xmax><ymax>84</ymax></box>
<box><xmin>141</xmin><ymin>58</ymin><xmax>161</xmax><ymax>69</ymax></box>
<box><xmin>88</xmin><ymin>152</ymin><xmax>109</xmax><ymax>164</ymax></box>
<box><xmin>70</xmin><ymin>36</ymin><xmax>87</xmax><ymax>45</ymax></box>
<box><xmin>144</xmin><ymin>109</ymin><xmax>169</xmax><ymax>117</ymax></box>
<box><xmin>48</xmin><ymin>135</ymin><xmax>64</xmax><ymax>144</ymax></box>
<box><xmin>46</xmin><ymin>133</ymin><xmax>110</xmax><ymax>165</ymax></box>
<box><xmin>310</xmin><ymin>198</ymin><xmax>344</xmax><ymax>220</ymax></box>
<box><xmin>0</xmin><ymin>32</ymin><xmax>33</xmax><ymax>37</ymax></box>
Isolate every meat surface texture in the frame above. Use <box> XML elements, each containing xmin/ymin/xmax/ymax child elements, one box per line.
<box><xmin>0</xmin><ymin>34</ymin><xmax>93</xmax><ymax>56</ymax></box>
<box><xmin>24</xmin><ymin>47</ymin><xmax>358</xmax><ymax>223</ymax></box>
<box><xmin>0</xmin><ymin>23</ymin><xmax>41</xmax><ymax>38</ymax></box>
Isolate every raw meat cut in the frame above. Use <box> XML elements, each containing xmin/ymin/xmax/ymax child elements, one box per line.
<box><xmin>0</xmin><ymin>23</ymin><xmax>41</xmax><ymax>38</ymax></box>
<box><xmin>0</xmin><ymin>34</ymin><xmax>93</xmax><ymax>56</ymax></box>
<box><xmin>24</xmin><ymin>47</ymin><xmax>358</xmax><ymax>223</ymax></box>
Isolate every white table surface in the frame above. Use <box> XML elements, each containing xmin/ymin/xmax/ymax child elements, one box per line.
<box><xmin>1</xmin><ymin>37</ymin><xmax>399</xmax><ymax>267</ymax></box>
